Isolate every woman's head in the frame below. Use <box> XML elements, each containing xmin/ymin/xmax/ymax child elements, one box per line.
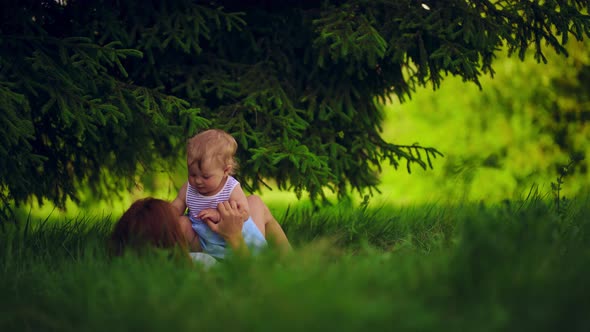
<box><xmin>110</xmin><ymin>198</ymin><xmax>187</xmax><ymax>256</ymax></box>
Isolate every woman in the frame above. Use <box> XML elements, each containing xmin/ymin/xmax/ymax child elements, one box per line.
<box><xmin>110</xmin><ymin>195</ymin><xmax>291</xmax><ymax>263</ymax></box>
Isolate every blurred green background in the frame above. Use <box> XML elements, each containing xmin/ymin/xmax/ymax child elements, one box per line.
<box><xmin>18</xmin><ymin>39</ymin><xmax>590</xmax><ymax>220</ymax></box>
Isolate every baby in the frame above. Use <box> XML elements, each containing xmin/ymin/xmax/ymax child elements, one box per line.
<box><xmin>171</xmin><ymin>129</ymin><xmax>267</xmax><ymax>259</ymax></box>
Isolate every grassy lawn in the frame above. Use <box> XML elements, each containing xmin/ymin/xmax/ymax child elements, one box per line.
<box><xmin>2</xmin><ymin>190</ymin><xmax>589</xmax><ymax>331</ymax></box>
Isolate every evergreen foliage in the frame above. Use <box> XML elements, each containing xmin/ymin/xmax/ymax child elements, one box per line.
<box><xmin>1</xmin><ymin>0</ymin><xmax>589</xmax><ymax>222</ymax></box>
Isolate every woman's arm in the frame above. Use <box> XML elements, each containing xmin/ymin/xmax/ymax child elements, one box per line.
<box><xmin>247</xmin><ymin>195</ymin><xmax>292</xmax><ymax>256</ymax></box>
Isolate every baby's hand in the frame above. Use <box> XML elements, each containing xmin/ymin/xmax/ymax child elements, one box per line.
<box><xmin>197</xmin><ymin>208</ymin><xmax>221</xmax><ymax>223</ymax></box>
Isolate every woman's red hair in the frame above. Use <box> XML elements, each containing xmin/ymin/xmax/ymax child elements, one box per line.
<box><xmin>110</xmin><ymin>197</ymin><xmax>188</xmax><ymax>256</ymax></box>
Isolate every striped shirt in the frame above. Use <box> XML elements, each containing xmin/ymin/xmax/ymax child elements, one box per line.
<box><xmin>186</xmin><ymin>175</ymin><xmax>239</xmax><ymax>219</ymax></box>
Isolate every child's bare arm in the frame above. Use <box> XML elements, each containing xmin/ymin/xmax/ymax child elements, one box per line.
<box><xmin>229</xmin><ymin>183</ymin><xmax>250</xmax><ymax>221</ymax></box>
<box><xmin>171</xmin><ymin>182</ymin><xmax>188</xmax><ymax>216</ymax></box>
<box><xmin>173</xmin><ymin>183</ymin><xmax>201</xmax><ymax>251</ymax></box>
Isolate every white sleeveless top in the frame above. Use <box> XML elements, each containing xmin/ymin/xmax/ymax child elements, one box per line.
<box><xmin>186</xmin><ymin>176</ymin><xmax>239</xmax><ymax>219</ymax></box>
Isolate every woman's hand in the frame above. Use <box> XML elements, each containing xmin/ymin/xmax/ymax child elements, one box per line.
<box><xmin>204</xmin><ymin>201</ymin><xmax>248</xmax><ymax>254</ymax></box>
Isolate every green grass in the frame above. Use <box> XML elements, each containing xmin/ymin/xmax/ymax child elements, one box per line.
<box><xmin>2</xmin><ymin>190</ymin><xmax>590</xmax><ymax>331</ymax></box>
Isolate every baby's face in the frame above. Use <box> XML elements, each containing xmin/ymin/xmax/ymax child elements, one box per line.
<box><xmin>187</xmin><ymin>158</ymin><xmax>229</xmax><ymax>196</ymax></box>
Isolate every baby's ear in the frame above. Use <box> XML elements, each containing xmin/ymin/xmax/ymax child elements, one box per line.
<box><xmin>224</xmin><ymin>165</ymin><xmax>232</xmax><ymax>174</ymax></box>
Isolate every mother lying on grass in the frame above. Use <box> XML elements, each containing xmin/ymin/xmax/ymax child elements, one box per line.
<box><xmin>110</xmin><ymin>195</ymin><xmax>291</xmax><ymax>265</ymax></box>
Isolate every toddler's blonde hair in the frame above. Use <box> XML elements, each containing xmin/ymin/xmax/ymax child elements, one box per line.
<box><xmin>187</xmin><ymin>129</ymin><xmax>238</xmax><ymax>174</ymax></box>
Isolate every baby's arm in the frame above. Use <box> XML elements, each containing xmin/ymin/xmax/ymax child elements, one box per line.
<box><xmin>229</xmin><ymin>183</ymin><xmax>250</xmax><ymax>222</ymax></box>
<box><xmin>171</xmin><ymin>182</ymin><xmax>188</xmax><ymax>216</ymax></box>
<box><xmin>171</xmin><ymin>182</ymin><xmax>201</xmax><ymax>252</ymax></box>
